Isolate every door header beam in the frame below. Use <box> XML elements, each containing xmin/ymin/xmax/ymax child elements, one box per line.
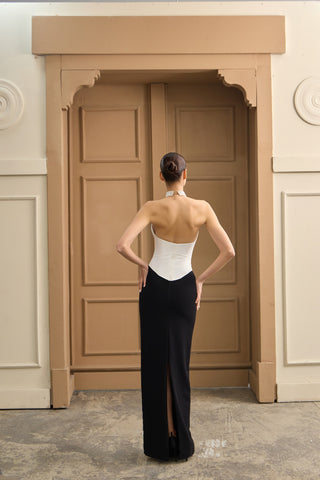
<box><xmin>32</xmin><ymin>16</ymin><xmax>285</xmax><ymax>55</ymax></box>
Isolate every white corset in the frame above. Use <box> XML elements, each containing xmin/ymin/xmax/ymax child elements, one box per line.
<box><xmin>148</xmin><ymin>223</ymin><xmax>199</xmax><ymax>281</ymax></box>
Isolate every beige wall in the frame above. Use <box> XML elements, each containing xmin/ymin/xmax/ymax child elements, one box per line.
<box><xmin>0</xmin><ymin>1</ymin><xmax>319</xmax><ymax>407</ymax></box>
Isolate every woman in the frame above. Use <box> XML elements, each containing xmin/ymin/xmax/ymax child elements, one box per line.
<box><xmin>116</xmin><ymin>152</ymin><xmax>235</xmax><ymax>462</ymax></box>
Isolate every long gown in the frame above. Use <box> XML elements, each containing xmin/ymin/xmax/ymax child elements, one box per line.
<box><xmin>139</xmin><ymin>218</ymin><xmax>199</xmax><ymax>461</ymax></box>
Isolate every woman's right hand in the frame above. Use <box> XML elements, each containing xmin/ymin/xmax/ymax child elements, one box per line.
<box><xmin>195</xmin><ymin>278</ymin><xmax>204</xmax><ymax>310</ymax></box>
<box><xmin>139</xmin><ymin>264</ymin><xmax>149</xmax><ymax>293</ymax></box>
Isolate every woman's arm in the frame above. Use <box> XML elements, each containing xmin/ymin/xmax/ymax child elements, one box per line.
<box><xmin>197</xmin><ymin>201</ymin><xmax>235</xmax><ymax>284</ymax></box>
<box><xmin>115</xmin><ymin>201</ymin><xmax>152</xmax><ymax>269</ymax></box>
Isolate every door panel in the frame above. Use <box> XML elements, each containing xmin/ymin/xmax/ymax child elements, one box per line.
<box><xmin>69</xmin><ymin>83</ymin><xmax>152</xmax><ymax>382</ymax></box>
<box><xmin>69</xmin><ymin>78</ymin><xmax>250</xmax><ymax>389</ymax></box>
<box><xmin>166</xmin><ymin>83</ymin><xmax>250</xmax><ymax>384</ymax></box>
<box><xmin>176</xmin><ymin>106</ymin><xmax>235</xmax><ymax>161</ymax></box>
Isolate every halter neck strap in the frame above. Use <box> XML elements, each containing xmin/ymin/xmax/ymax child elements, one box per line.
<box><xmin>165</xmin><ymin>190</ymin><xmax>186</xmax><ymax>197</ymax></box>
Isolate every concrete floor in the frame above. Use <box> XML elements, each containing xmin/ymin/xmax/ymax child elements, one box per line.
<box><xmin>0</xmin><ymin>388</ymin><xmax>320</xmax><ymax>480</ymax></box>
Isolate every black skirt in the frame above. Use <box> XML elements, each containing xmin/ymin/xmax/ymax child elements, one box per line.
<box><xmin>139</xmin><ymin>266</ymin><xmax>197</xmax><ymax>461</ymax></box>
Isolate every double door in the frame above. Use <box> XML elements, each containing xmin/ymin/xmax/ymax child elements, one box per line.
<box><xmin>69</xmin><ymin>76</ymin><xmax>250</xmax><ymax>389</ymax></box>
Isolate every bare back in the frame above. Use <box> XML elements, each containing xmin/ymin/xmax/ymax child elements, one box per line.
<box><xmin>149</xmin><ymin>195</ymin><xmax>207</xmax><ymax>243</ymax></box>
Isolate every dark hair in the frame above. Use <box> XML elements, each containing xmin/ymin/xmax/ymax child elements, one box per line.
<box><xmin>160</xmin><ymin>152</ymin><xmax>186</xmax><ymax>183</ymax></box>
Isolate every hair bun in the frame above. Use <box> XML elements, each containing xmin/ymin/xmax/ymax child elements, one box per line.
<box><xmin>167</xmin><ymin>161</ymin><xmax>177</xmax><ymax>172</ymax></box>
<box><xmin>160</xmin><ymin>152</ymin><xmax>186</xmax><ymax>183</ymax></box>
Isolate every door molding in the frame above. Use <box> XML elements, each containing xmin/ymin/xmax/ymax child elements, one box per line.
<box><xmin>32</xmin><ymin>15</ymin><xmax>285</xmax><ymax>407</ymax></box>
<box><xmin>61</xmin><ymin>69</ymin><xmax>101</xmax><ymax>109</ymax></box>
<box><xmin>217</xmin><ymin>69</ymin><xmax>257</xmax><ymax>108</ymax></box>
<box><xmin>32</xmin><ymin>15</ymin><xmax>285</xmax><ymax>55</ymax></box>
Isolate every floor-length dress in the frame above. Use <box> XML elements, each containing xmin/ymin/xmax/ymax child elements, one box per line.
<box><xmin>139</xmin><ymin>216</ymin><xmax>199</xmax><ymax>461</ymax></box>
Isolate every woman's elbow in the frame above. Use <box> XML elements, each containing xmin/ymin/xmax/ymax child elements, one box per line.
<box><xmin>225</xmin><ymin>247</ymin><xmax>235</xmax><ymax>258</ymax></box>
<box><xmin>116</xmin><ymin>242</ymin><xmax>125</xmax><ymax>253</ymax></box>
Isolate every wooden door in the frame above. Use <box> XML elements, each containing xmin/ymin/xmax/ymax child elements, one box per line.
<box><xmin>69</xmin><ymin>77</ymin><xmax>250</xmax><ymax>389</ymax></box>
<box><xmin>166</xmin><ymin>82</ymin><xmax>250</xmax><ymax>386</ymax></box>
<box><xmin>69</xmin><ymin>83</ymin><xmax>152</xmax><ymax>388</ymax></box>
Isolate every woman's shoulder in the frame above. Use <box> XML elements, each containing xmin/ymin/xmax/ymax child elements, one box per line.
<box><xmin>144</xmin><ymin>196</ymin><xmax>209</xmax><ymax>210</ymax></box>
<box><xmin>142</xmin><ymin>197</ymin><xmax>210</xmax><ymax>213</ymax></box>
<box><xmin>146</xmin><ymin>195</ymin><xmax>207</xmax><ymax>204</ymax></box>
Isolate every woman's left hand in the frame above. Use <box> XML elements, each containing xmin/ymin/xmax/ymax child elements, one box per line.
<box><xmin>139</xmin><ymin>265</ymin><xmax>149</xmax><ymax>292</ymax></box>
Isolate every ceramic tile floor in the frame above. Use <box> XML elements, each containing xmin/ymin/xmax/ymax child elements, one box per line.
<box><xmin>1</xmin><ymin>388</ymin><xmax>320</xmax><ymax>480</ymax></box>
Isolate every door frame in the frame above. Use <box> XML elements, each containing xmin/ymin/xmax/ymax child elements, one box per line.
<box><xmin>32</xmin><ymin>15</ymin><xmax>285</xmax><ymax>407</ymax></box>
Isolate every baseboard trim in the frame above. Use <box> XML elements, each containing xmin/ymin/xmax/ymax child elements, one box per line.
<box><xmin>277</xmin><ymin>381</ymin><xmax>320</xmax><ymax>402</ymax></box>
<box><xmin>0</xmin><ymin>387</ymin><xmax>50</xmax><ymax>409</ymax></box>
